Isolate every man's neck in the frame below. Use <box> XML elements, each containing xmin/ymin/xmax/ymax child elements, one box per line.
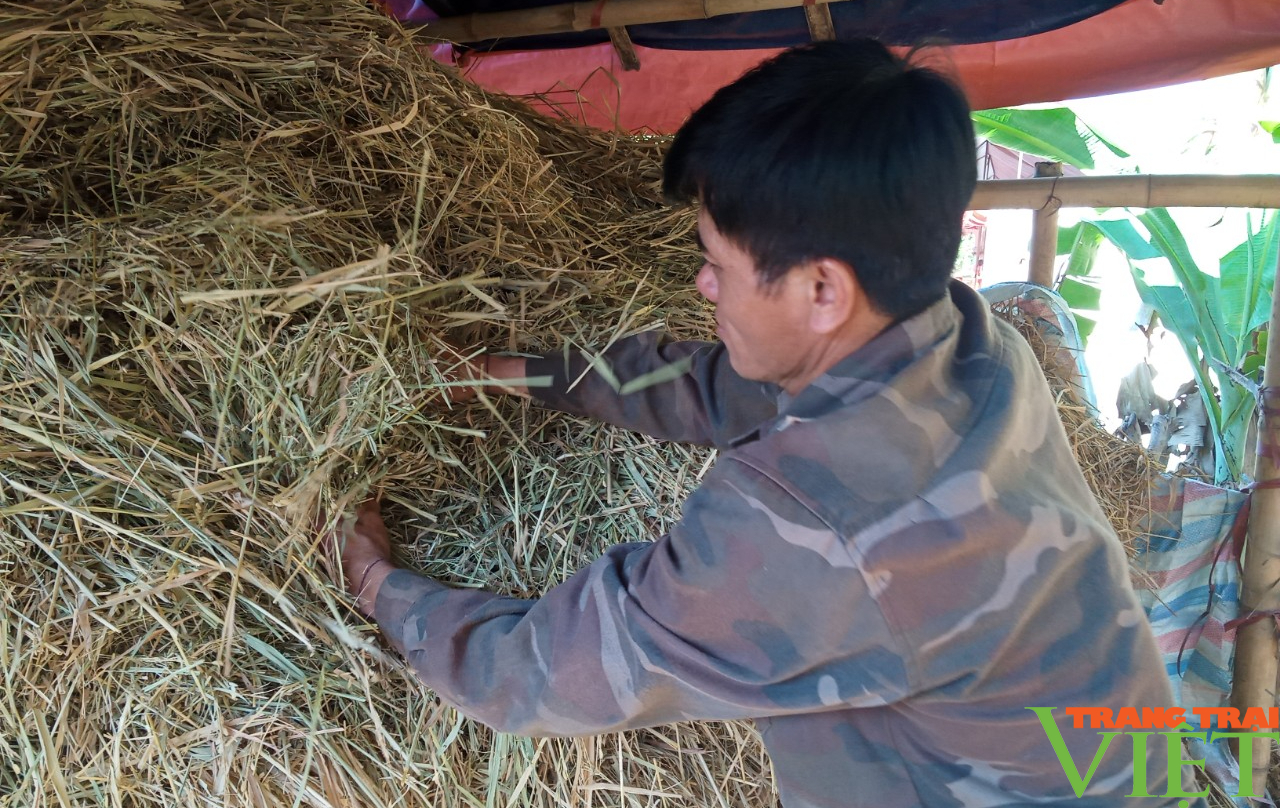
<box><xmin>779</xmin><ymin>310</ymin><xmax>895</xmax><ymax>397</ymax></box>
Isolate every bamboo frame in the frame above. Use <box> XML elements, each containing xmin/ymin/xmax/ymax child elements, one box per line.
<box><xmin>422</xmin><ymin>0</ymin><xmax>852</xmax><ymax>43</ymax></box>
<box><xmin>1232</xmin><ymin>252</ymin><xmax>1280</xmax><ymax>789</ymax></box>
<box><xmin>606</xmin><ymin>26</ymin><xmax>640</xmax><ymax>70</ymax></box>
<box><xmin>1028</xmin><ymin>202</ymin><xmax>1059</xmax><ymax>287</ymax></box>
<box><xmin>978</xmin><ymin>173</ymin><xmax>1280</xmax><ymax>762</ymax></box>
<box><xmin>803</xmin><ymin>3</ymin><xmax>836</xmax><ymax>41</ymax></box>
<box><xmin>1026</xmin><ymin>163</ymin><xmax>1064</xmax><ymax>287</ymax></box>
<box><xmin>968</xmin><ymin>174</ymin><xmax>1280</xmax><ymax>211</ymax></box>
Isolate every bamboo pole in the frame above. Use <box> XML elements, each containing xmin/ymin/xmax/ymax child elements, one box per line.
<box><xmin>1028</xmin><ymin>201</ymin><xmax>1059</xmax><ymax>286</ymax></box>
<box><xmin>969</xmin><ymin>174</ymin><xmax>1280</xmax><ymax>211</ymax></box>
<box><xmin>1027</xmin><ymin>163</ymin><xmax>1062</xmax><ymax>286</ymax></box>
<box><xmin>422</xmin><ymin>0</ymin><xmax>852</xmax><ymax>42</ymax></box>
<box><xmin>606</xmin><ymin>26</ymin><xmax>640</xmax><ymax>71</ymax></box>
<box><xmin>1232</xmin><ymin>249</ymin><xmax>1280</xmax><ymax>790</ymax></box>
<box><xmin>803</xmin><ymin>3</ymin><xmax>836</xmax><ymax>41</ymax></box>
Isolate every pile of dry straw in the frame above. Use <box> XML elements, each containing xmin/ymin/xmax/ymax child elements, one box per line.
<box><xmin>0</xmin><ymin>0</ymin><xmax>1184</xmax><ymax>805</ymax></box>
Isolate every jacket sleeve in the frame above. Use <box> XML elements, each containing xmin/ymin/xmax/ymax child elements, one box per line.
<box><xmin>523</xmin><ymin>333</ymin><xmax>778</xmax><ymax>448</ymax></box>
<box><xmin>371</xmin><ymin>458</ymin><xmax>908</xmax><ymax>737</ymax></box>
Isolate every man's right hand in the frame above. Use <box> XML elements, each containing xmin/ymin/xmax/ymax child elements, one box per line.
<box><xmin>437</xmin><ymin>352</ymin><xmax>529</xmax><ymax>405</ymax></box>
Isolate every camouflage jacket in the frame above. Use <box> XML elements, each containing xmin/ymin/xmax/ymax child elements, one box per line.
<box><xmin>375</xmin><ymin>281</ymin><xmax>1200</xmax><ymax>807</ymax></box>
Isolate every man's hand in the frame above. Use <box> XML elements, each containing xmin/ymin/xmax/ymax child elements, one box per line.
<box><xmin>435</xmin><ymin>351</ymin><xmax>487</xmax><ymax>406</ymax></box>
<box><xmin>326</xmin><ymin>499</ymin><xmax>395</xmax><ymax>617</ymax></box>
<box><xmin>437</xmin><ymin>352</ymin><xmax>530</xmax><ymax>406</ymax></box>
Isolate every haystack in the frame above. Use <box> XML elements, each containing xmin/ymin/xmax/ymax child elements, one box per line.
<box><xmin>2</xmin><ymin>2</ymin><xmax>763</xmax><ymax>805</ymax></box>
<box><xmin>988</xmin><ymin>299</ymin><xmax>1158</xmax><ymax>554</ymax></box>
<box><xmin>0</xmin><ymin>0</ymin><xmax>1220</xmax><ymax>805</ymax></box>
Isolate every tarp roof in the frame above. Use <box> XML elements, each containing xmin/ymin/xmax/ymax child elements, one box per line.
<box><xmin>393</xmin><ymin>0</ymin><xmax>1280</xmax><ymax>133</ymax></box>
<box><xmin>409</xmin><ymin>0</ymin><xmax>1127</xmax><ymax>53</ymax></box>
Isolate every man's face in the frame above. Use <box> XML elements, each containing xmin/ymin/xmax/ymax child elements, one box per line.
<box><xmin>695</xmin><ymin>209</ymin><xmax>814</xmax><ymax>387</ymax></box>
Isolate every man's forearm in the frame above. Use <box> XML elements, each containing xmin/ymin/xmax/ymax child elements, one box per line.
<box><xmin>520</xmin><ymin>336</ymin><xmax>777</xmax><ymax>447</ymax></box>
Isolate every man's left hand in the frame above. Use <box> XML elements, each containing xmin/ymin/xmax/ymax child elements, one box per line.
<box><xmin>324</xmin><ymin>499</ymin><xmax>395</xmax><ymax>617</ymax></box>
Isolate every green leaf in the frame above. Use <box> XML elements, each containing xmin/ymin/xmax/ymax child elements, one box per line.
<box><xmin>1064</xmin><ymin>233</ymin><xmax>1101</xmax><ymax>280</ymax></box>
<box><xmin>1061</xmin><ymin>223</ymin><xmax>1104</xmax><ymax>280</ymax></box>
<box><xmin>1137</xmin><ymin>209</ymin><xmax>1231</xmax><ymax>365</ymax></box>
<box><xmin>1093</xmin><ymin>211</ymin><xmax>1229</xmax><ymax>359</ymax></box>
<box><xmin>1129</xmin><ymin>268</ymin><xmax>1228</xmax><ymax>475</ymax></box>
<box><xmin>1073</xmin><ymin>314</ymin><xmax>1097</xmax><ymax>342</ymax></box>
<box><xmin>1057</xmin><ymin>222</ymin><xmax>1083</xmax><ymax>256</ymax></box>
<box><xmin>1058</xmin><ymin>276</ymin><xmax>1102</xmax><ymax>312</ymax></box>
<box><xmin>1106</xmin><ymin>209</ymin><xmax>1275</xmax><ymax>485</ymax></box>
<box><xmin>1138</xmin><ymin>209</ymin><xmax>1204</xmax><ymax>292</ymax></box>
<box><xmin>1228</xmin><ymin>211</ymin><xmax>1280</xmax><ymax>335</ymax></box>
<box><xmin>1218</xmin><ymin>211</ymin><xmax>1279</xmax><ymax>360</ymax></box>
<box><xmin>1217</xmin><ymin>380</ymin><xmax>1254</xmax><ymax>484</ymax></box>
<box><xmin>1260</xmin><ymin>120</ymin><xmax>1280</xmax><ymax>144</ymax></box>
<box><xmin>973</xmin><ymin>107</ymin><xmax>1130</xmax><ymax>170</ymax></box>
<box><xmin>1085</xmin><ymin>124</ymin><xmax>1131</xmax><ymax>160</ymax></box>
<box><xmin>973</xmin><ymin>108</ymin><xmax>1096</xmax><ymax>169</ymax></box>
<box><xmin>1134</xmin><ymin>282</ymin><xmax>1205</xmax><ymax>374</ymax></box>
<box><xmin>1243</xmin><ymin>343</ymin><xmax>1267</xmax><ymax>380</ymax></box>
<box><xmin>1091</xmin><ymin>219</ymin><xmax>1161</xmax><ymax>261</ymax></box>
<box><xmin>1243</xmin><ymin>353</ymin><xmax>1265</xmax><ymax>379</ymax></box>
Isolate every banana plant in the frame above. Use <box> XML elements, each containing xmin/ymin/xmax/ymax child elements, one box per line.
<box><xmin>973</xmin><ymin>107</ymin><xmax>1130</xmax><ymax>170</ymax></box>
<box><xmin>1065</xmin><ymin>210</ymin><xmax>1279</xmax><ymax>484</ymax></box>
<box><xmin>972</xmin><ymin>106</ymin><xmax>1129</xmax><ymax>344</ymax></box>
<box><xmin>1055</xmin><ymin>221</ymin><xmax>1105</xmax><ymax>343</ymax></box>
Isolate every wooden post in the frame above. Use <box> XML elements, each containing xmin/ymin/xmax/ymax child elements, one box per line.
<box><xmin>422</xmin><ymin>0</ymin><xmax>852</xmax><ymax>43</ymax></box>
<box><xmin>803</xmin><ymin>3</ymin><xmax>836</xmax><ymax>41</ymax></box>
<box><xmin>1231</xmin><ymin>249</ymin><xmax>1280</xmax><ymax>789</ymax></box>
<box><xmin>606</xmin><ymin>26</ymin><xmax>640</xmax><ymax>71</ymax></box>
<box><xmin>1027</xmin><ymin>163</ymin><xmax>1062</xmax><ymax>287</ymax></box>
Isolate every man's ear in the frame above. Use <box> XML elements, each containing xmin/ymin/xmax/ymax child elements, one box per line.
<box><xmin>806</xmin><ymin>258</ymin><xmax>859</xmax><ymax>335</ymax></box>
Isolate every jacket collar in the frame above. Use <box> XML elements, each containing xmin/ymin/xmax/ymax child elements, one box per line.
<box><xmin>728</xmin><ymin>280</ymin><xmax>976</xmax><ymax>447</ymax></box>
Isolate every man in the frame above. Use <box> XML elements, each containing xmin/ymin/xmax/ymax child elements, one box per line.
<box><xmin>330</xmin><ymin>41</ymin><xmax>1196</xmax><ymax>807</ymax></box>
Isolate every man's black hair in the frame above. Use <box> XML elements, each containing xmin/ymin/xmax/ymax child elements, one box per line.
<box><xmin>663</xmin><ymin>40</ymin><xmax>977</xmax><ymax>321</ymax></box>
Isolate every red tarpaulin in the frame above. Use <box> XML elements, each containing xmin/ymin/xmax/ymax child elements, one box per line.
<box><xmin>438</xmin><ymin>0</ymin><xmax>1280</xmax><ymax>133</ymax></box>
